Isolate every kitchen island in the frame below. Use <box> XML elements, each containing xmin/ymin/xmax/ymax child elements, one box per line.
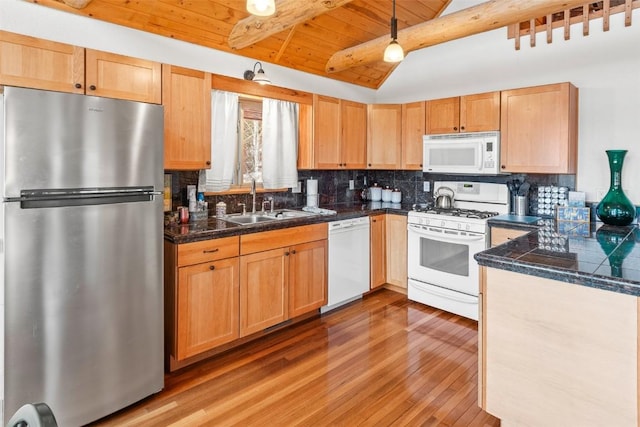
<box><xmin>476</xmin><ymin>220</ymin><xmax>640</xmax><ymax>427</ymax></box>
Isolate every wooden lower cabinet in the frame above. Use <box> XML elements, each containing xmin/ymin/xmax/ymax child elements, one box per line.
<box><xmin>385</xmin><ymin>214</ymin><xmax>407</xmax><ymax>290</ymax></box>
<box><xmin>240</xmin><ymin>247</ymin><xmax>288</xmax><ymax>337</ymax></box>
<box><xmin>489</xmin><ymin>226</ymin><xmax>529</xmax><ymax>247</ymax></box>
<box><xmin>176</xmin><ymin>257</ymin><xmax>239</xmax><ymax>360</ymax></box>
<box><xmin>289</xmin><ymin>240</ymin><xmax>328</xmax><ymax>318</ymax></box>
<box><xmin>370</xmin><ymin>214</ymin><xmax>386</xmax><ymax>289</ymax></box>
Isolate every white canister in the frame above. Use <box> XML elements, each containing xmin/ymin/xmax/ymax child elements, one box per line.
<box><xmin>391</xmin><ymin>188</ymin><xmax>402</xmax><ymax>204</ymax></box>
<box><xmin>216</xmin><ymin>202</ymin><xmax>227</xmax><ymax>217</ymax></box>
<box><xmin>370</xmin><ymin>183</ymin><xmax>382</xmax><ymax>201</ymax></box>
<box><xmin>381</xmin><ymin>186</ymin><xmax>392</xmax><ymax>202</ymax></box>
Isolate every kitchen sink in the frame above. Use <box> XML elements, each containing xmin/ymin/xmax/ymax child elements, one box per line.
<box><xmin>265</xmin><ymin>209</ymin><xmax>318</xmax><ymax>219</ymax></box>
<box><xmin>223</xmin><ymin>214</ymin><xmax>278</xmax><ymax>225</ymax></box>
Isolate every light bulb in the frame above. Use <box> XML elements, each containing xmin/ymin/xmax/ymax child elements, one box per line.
<box><xmin>246</xmin><ymin>0</ymin><xmax>276</xmax><ymax>17</ymax></box>
<box><xmin>384</xmin><ymin>40</ymin><xmax>405</xmax><ymax>63</ymax></box>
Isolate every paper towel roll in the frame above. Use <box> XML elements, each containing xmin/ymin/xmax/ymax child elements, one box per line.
<box><xmin>306</xmin><ymin>194</ymin><xmax>318</xmax><ymax>208</ymax></box>
<box><xmin>306</xmin><ymin>179</ymin><xmax>318</xmax><ymax>195</ymax></box>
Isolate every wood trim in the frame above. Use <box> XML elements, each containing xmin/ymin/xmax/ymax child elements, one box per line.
<box><xmin>478</xmin><ymin>266</ymin><xmax>487</xmax><ymax>410</ymax></box>
<box><xmin>164</xmin><ymin>241</ymin><xmax>178</xmax><ymax>368</ymax></box>
<box><xmin>212</xmin><ymin>74</ymin><xmax>312</xmax><ymax>105</ymax></box>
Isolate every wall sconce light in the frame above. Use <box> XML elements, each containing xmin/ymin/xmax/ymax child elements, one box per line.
<box><xmin>246</xmin><ymin>0</ymin><xmax>276</xmax><ymax>17</ymax></box>
<box><xmin>243</xmin><ymin>62</ymin><xmax>271</xmax><ymax>85</ymax></box>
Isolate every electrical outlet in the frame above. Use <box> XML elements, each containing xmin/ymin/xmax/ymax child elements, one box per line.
<box><xmin>423</xmin><ymin>181</ymin><xmax>430</xmax><ymax>192</ymax></box>
<box><xmin>291</xmin><ymin>180</ymin><xmax>302</xmax><ymax>194</ymax></box>
<box><xmin>349</xmin><ymin>179</ymin><xmax>355</xmax><ymax>190</ymax></box>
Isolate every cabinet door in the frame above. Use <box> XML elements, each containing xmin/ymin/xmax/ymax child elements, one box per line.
<box><xmin>0</xmin><ymin>30</ymin><xmax>84</xmax><ymax>94</ymax></box>
<box><xmin>289</xmin><ymin>240</ymin><xmax>327</xmax><ymax>317</ymax></box>
<box><xmin>401</xmin><ymin>101</ymin><xmax>425</xmax><ymax>170</ymax></box>
<box><xmin>297</xmin><ymin>103</ymin><xmax>314</xmax><ymax>169</ymax></box>
<box><xmin>500</xmin><ymin>83</ymin><xmax>578</xmax><ymax>174</ymax></box>
<box><xmin>85</xmin><ymin>49</ymin><xmax>161</xmax><ymax>104</ymax></box>
<box><xmin>176</xmin><ymin>257</ymin><xmax>239</xmax><ymax>360</ymax></box>
<box><xmin>367</xmin><ymin>104</ymin><xmax>402</xmax><ymax>169</ymax></box>
<box><xmin>460</xmin><ymin>91</ymin><xmax>500</xmax><ymax>132</ymax></box>
<box><xmin>385</xmin><ymin>214</ymin><xmax>407</xmax><ymax>289</ymax></box>
<box><xmin>490</xmin><ymin>227</ymin><xmax>528</xmax><ymax>247</ymax></box>
<box><xmin>341</xmin><ymin>100</ymin><xmax>367</xmax><ymax>169</ymax></box>
<box><xmin>163</xmin><ymin>65</ymin><xmax>212</xmax><ymax>170</ymax></box>
<box><xmin>370</xmin><ymin>214</ymin><xmax>386</xmax><ymax>289</ymax></box>
<box><xmin>313</xmin><ymin>95</ymin><xmax>342</xmax><ymax>169</ymax></box>
<box><xmin>240</xmin><ymin>247</ymin><xmax>288</xmax><ymax>337</ymax></box>
<box><xmin>426</xmin><ymin>97</ymin><xmax>460</xmax><ymax>134</ymax></box>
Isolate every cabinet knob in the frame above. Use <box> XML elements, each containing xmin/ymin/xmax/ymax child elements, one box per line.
<box><xmin>209</xmin><ymin>265</ymin><xmax>215</xmax><ymax>270</ymax></box>
<box><xmin>285</xmin><ymin>251</ymin><xmax>290</xmax><ymax>256</ymax></box>
<box><xmin>453</xmin><ymin>126</ymin><xmax>458</xmax><ymax>131</ymax></box>
<box><xmin>89</xmin><ymin>85</ymin><xmax>96</xmax><ymax>91</ymax></box>
<box><xmin>419</xmin><ymin>164</ymin><xmax>423</xmax><ymax>167</ymax></box>
<box><xmin>501</xmin><ymin>165</ymin><xmax>506</xmax><ymax>169</ymax></box>
<box><xmin>368</xmin><ymin>163</ymin><xmax>371</xmax><ymax>167</ymax></box>
<box><xmin>460</xmin><ymin>126</ymin><xmax>465</xmax><ymax>131</ymax></box>
<box><xmin>75</xmin><ymin>83</ymin><xmax>82</xmax><ymax>89</ymax></box>
<box><xmin>291</xmin><ymin>249</ymin><xmax>297</xmax><ymax>254</ymax></box>
<box><xmin>206</xmin><ymin>161</ymin><xmax>211</xmax><ymax>166</ymax></box>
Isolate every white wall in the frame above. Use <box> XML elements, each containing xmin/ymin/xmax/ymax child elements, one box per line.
<box><xmin>2</xmin><ymin>0</ymin><xmax>639</xmax><ymax>203</ymax></box>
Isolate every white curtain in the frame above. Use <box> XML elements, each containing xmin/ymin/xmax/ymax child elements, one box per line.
<box><xmin>262</xmin><ymin>98</ymin><xmax>299</xmax><ymax>189</ymax></box>
<box><xmin>206</xmin><ymin>90</ymin><xmax>239</xmax><ymax>192</ymax></box>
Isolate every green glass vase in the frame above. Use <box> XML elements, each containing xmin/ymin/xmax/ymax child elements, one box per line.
<box><xmin>596</xmin><ymin>150</ymin><xmax>636</xmax><ymax>226</ymax></box>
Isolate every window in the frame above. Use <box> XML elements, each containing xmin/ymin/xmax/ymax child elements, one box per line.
<box><xmin>237</xmin><ymin>97</ymin><xmax>263</xmax><ymax>186</ymax></box>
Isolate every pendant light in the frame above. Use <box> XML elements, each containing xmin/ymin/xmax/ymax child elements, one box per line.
<box><xmin>246</xmin><ymin>0</ymin><xmax>276</xmax><ymax>17</ymax></box>
<box><xmin>383</xmin><ymin>0</ymin><xmax>404</xmax><ymax>63</ymax></box>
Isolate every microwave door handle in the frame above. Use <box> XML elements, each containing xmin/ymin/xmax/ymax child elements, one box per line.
<box><xmin>409</xmin><ymin>225</ymin><xmax>485</xmax><ymax>243</ymax></box>
<box><xmin>478</xmin><ymin>143</ymin><xmax>484</xmax><ymax>171</ymax></box>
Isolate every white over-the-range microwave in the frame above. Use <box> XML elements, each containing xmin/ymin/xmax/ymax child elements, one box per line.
<box><xmin>423</xmin><ymin>131</ymin><xmax>501</xmax><ymax>175</ymax></box>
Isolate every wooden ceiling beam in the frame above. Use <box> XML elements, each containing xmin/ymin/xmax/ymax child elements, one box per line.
<box><xmin>326</xmin><ymin>0</ymin><xmax>594</xmax><ymax>73</ymax></box>
<box><xmin>229</xmin><ymin>0</ymin><xmax>355</xmax><ymax>50</ymax></box>
<box><xmin>59</xmin><ymin>0</ymin><xmax>92</xmax><ymax>8</ymax></box>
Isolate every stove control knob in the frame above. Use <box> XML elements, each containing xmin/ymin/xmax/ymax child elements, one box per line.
<box><xmin>440</xmin><ymin>220</ymin><xmax>446</xmax><ymax>227</ymax></box>
<box><xmin>423</xmin><ymin>218</ymin><xmax>429</xmax><ymax>226</ymax></box>
<box><xmin>466</xmin><ymin>224</ymin><xmax>471</xmax><ymax>230</ymax></box>
<box><xmin>457</xmin><ymin>223</ymin><xmax>462</xmax><ymax>230</ymax></box>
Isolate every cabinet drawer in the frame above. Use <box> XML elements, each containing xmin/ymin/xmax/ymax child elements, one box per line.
<box><xmin>178</xmin><ymin>236</ymin><xmax>239</xmax><ymax>266</ymax></box>
<box><xmin>241</xmin><ymin>223</ymin><xmax>328</xmax><ymax>255</ymax></box>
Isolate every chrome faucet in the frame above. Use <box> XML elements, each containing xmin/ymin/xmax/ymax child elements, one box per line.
<box><xmin>250</xmin><ymin>178</ymin><xmax>257</xmax><ymax>214</ymax></box>
<box><xmin>262</xmin><ymin>197</ymin><xmax>274</xmax><ymax>214</ymax></box>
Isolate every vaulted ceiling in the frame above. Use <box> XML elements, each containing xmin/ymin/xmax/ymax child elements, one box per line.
<box><xmin>29</xmin><ymin>0</ymin><xmax>632</xmax><ymax>89</ymax></box>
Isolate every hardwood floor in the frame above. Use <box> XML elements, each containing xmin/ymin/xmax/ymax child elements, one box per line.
<box><xmin>92</xmin><ymin>290</ymin><xmax>500</xmax><ymax>426</ymax></box>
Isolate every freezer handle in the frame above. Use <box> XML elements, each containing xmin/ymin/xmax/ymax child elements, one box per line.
<box><xmin>17</xmin><ymin>187</ymin><xmax>159</xmax><ymax>209</ymax></box>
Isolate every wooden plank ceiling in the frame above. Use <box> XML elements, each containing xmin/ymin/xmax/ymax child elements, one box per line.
<box><xmin>29</xmin><ymin>0</ymin><xmax>631</xmax><ymax>88</ymax></box>
<box><xmin>31</xmin><ymin>0</ymin><xmax>450</xmax><ymax>89</ymax></box>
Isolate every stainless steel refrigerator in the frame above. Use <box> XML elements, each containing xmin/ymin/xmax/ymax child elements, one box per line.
<box><xmin>0</xmin><ymin>87</ymin><xmax>164</xmax><ymax>425</ymax></box>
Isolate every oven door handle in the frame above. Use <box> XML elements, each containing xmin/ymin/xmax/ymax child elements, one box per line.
<box><xmin>410</xmin><ymin>280</ymin><xmax>477</xmax><ymax>302</ymax></box>
<box><xmin>408</xmin><ymin>225</ymin><xmax>485</xmax><ymax>243</ymax></box>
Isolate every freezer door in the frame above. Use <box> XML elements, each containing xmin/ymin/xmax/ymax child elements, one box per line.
<box><xmin>2</xmin><ymin>86</ymin><xmax>163</xmax><ymax>199</ymax></box>
<box><xmin>3</xmin><ymin>198</ymin><xmax>164</xmax><ymax>426</ymax></box>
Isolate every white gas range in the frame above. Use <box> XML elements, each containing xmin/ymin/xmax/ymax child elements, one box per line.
<box><xmin>407</xmin><ymin>181</ymin><xmax>509</xmax><ymax>320</ymax></box>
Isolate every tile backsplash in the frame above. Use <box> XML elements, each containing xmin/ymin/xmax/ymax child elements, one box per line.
<box><xmin>167</xmin><ymin>169</ymin><xmax>577</xmax><ymax>214</ymax></box>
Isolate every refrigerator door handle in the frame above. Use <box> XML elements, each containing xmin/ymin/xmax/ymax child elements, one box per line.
<box><xmin>17</xmin><ymin>187</ymin><xmax>159</xmax><ymax>209</ymax></box>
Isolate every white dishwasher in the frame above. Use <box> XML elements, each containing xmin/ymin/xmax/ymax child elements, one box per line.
<box><xmin>322</xmin><ymin>216</ymin><xmax>371</xmax><ymax>313</ymax></box>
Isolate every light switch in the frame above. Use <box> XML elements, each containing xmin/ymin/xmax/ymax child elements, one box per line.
<box><xmin>423</xmin><ymin>181</ymin><xmax>430</xmax><ymax>192</ymax></box>
<box><xmin>349</xmin><ymin>180</ymin><xmax>355</xmax><ymax>190</ymax></box>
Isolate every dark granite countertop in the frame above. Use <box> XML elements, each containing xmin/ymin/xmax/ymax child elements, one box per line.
<box><xmin>164</xmin><ymin>203</ymin><xmax>411</xmax><ymax>244</ymax></box>
<box><xmin>476</xmin><ymin>219</ymin><xmax>640</xmax><ymax>297</ymax></box>
<box><xmin>488</xmin><ymin>214</ymin><xmax>544</xmax><ymax>232</ymax></box>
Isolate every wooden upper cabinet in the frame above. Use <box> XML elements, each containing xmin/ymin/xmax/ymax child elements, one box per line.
<box><xmin>340</xmin><ymin>100</ymin><xmax>367</xmax><ymax>169</ymax></box>
<box><xmin>313</xmin><ymin>95</ymin><xmax>342</xmax><ymax>169</ymax></box>
<box><xmin>0</xmin><ymin>31</ymin><xmax>84</xmax><ymax>94</ymax></box>
<box><xmin>313</xmin><ymin>95</ymin><xmax>366</xmax><ymax>169</ymax></box>
<box><xmin>84</xmin><ymin>49</ymin><xmax>161</xmax><ymax>103</ymax></box>
<box><xmin>163</xmin><ymin>65</ymin><xmax>212</xmax><ymax>170</ymax></box>
<box><xmin>426</xmin><ymin>92</ymin><xmax>500</xmax><ymax>134</ymax></box>
<box><xmin>0</xmin><ymin>31</ymin><xmax>161</xmax><ymax>103</ymax></box>
<box><xmin>426</xmin><ymin>96</ymin><xmax>460</xmax><ymax>134</ymax></box>
<box><xmin>367</xmin><ymin>104</ymin><xmax>402</xmax><ymax>169</ymax></box>
<box><xmin>297</xmin><ymin>103</ymin><xmax>314</xmax><ymax>169</ymax></box>
<box><xmin>401</xmin><ymin>101</ymin><xmax>425</xmax><ymax>170</ymax></box>
<box><xmin>500</xmin><ymin>83</ymin><xmax>578</xmax><ymax>174</ymax></box>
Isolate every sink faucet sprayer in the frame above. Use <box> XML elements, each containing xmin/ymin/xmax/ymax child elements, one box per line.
<box><xmin>250</xmin><ymin>178</ymin><xmax>257</xmax><ymax>214</ymax></box>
